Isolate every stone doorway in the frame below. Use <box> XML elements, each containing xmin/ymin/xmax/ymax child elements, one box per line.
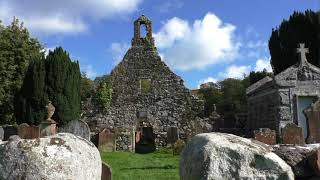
<box><xmin>135</xmin><ymin>110</ymin><xmax>155</xmax><ymax>153</ymax></box>
<box><xmin>297</xmin><ymin>96</ymin><xmax>317</xmax><ymax>139</ymax></box>
<box><xmin>135</xmin><ymin>126</ymin><xmax>156</xmax><ymax>153</ymax></box>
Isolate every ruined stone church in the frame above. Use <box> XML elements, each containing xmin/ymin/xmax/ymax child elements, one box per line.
<box><xmin>90</xmin><ymin>15</ymin><xmax>208</xmax><ymax>151</ymax></box>
<box><xmin>246</xmin><ymin>44</ymin><xmax>320</xmax><ymax>141</ymax></box>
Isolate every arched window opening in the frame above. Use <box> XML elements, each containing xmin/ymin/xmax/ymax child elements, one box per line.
<box><xmin>140</xmin><ymin>24</ymin><xmax>147</xmax><ymax>38</ymax></box>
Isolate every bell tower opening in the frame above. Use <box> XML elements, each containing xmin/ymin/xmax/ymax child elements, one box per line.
<box><xmin>132</xmin><ymin>15</ymin><xmax>155</xmax><ymax>47</ymax></box>
<box><xmin>140</xmin><ymin>24</ymin><xmax>147</xmax><ymax>38</ymax></box>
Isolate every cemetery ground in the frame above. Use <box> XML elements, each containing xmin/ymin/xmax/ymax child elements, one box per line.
<box><xmin>101</xmin><ymin>149</ymin><xmax>180</xmax><ymax>180</ymax></box>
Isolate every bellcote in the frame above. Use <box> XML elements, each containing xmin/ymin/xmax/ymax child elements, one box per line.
<box><xmin>131</xmin><ymin>15</ymin><xmax>155</xmax><ymax>47</ymax></box>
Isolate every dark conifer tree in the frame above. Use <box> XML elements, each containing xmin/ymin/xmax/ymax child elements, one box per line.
<box><xmin>45</xmin><ymin>47</ymin><xmax>81</xmax><ymax>126</ymax></box>
<box><xmin>15</xmin><ymin>57</ymin><xmax>47</xmax><ymax>125</ymax></box>
<box><xmin>269</xmin><ymin>10</ymin><xmax>320</xmax><ymax>74</ymax></box>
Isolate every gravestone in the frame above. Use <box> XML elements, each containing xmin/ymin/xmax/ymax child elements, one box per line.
<box><xmin>60</xmin><ymin>120</ymin><xmax>90</xmax><ymax>141</ymax></box>
<box><xmin>0</xmin><ymin>126</ymin><xmax>3</xmax><ymax>141</ymax></box>
<box><xmin>101</xmin><ymin>162</ymin><xmax>112</xmax><ymax>180</ymax></box>
<box><xmin>254</xmin><ymin>128</ymin><xmax>276</xmax><ymax>145</ymax></box>
<box><xmin>167</xmin><ymin>126</ymin><xmax>179</xmax><ymax>145</ymax></box>
<box><xmin>96</xmin><ymin>128</ymin><xmax>115</xmax><ymax>152</ymax></box>
<box><xmin>304</xmin><ymin>100</ymin><xmax>320</xmax><ymax>143</ymax></box>
<box><xmin>40</xmin><ymin>101</ymin><xmax>57</xmax><ymax>137</ymax></box>
<box><xmin>282</xmin><ymin>123</ymin><xmax>305</xmax><ymax>145</ymax></box>
<box><xmin>3</xmin><ymin>126</ymin><xmax>18</xmax><ymax>141</ymax></box>
<box><xmin>17</xmin><ymin>123</ymin><xmax>40</xmax><ymax>139</ymax></box>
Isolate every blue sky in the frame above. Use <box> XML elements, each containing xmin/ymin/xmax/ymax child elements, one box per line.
<box><xmin>0</xmin><ymin>0</ymin><xmax>319</xmax><ymax>89</ymax></box>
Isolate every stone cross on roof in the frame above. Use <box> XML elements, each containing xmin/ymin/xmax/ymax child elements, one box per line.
<box><xmin>296</xmin><ymin>43</ymin><xmax>309</xmax><ymax>66</ymax></box>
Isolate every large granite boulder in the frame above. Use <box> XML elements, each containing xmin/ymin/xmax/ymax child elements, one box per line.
<box><xmin>180</xmin><ymin>133</ymin><xmax>294</xmax><ymax>180</ymax></box>
<box><xmin>0</xmin><ymin>133</ymin><xmax>101</xmax><ymax>180</ymax></box>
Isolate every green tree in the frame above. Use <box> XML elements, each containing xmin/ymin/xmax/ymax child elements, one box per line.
<box><xmin>219</xmin><ymin>78</ymin><xmax>247</xmax><ymax>115</ymax></box>
<box><xmin>0</xmin><ymin>18</ymin><xmax>43</xmax><ymax>125</ymax></box>
<box><xmin>94</xmin><ymin>75</ymin><xmax>112</xmax><ymax>112</ymax></box>
<box><xmin>15</xmin><ymin>57</ymin><xmax>48</xmax><ymax>125</ymax></box>
<box><xmin>45</xmin><ymin>47</ymin><xmax>81</xmax><ymax>126</ymax></box>
<box><xmin>248</xmin><ymin>69</ymin><xmax>273</xmax><ymax>85</ymax></box>
<box><xmin>269</xmin><ymin>10</ymin><xmax>320</xmax><ymax>74</ymax></box>
<box><xmin>198</xmin><ymin>83</ymin><xmax>223</xmax><ymax>117</ymax></box>
<box><xmin>80</xmin><ymin>73</ymin><xmax>94</xmax><ymax>101</ymax></box>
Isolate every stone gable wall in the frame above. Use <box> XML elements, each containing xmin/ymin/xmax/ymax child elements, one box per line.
<box><xmin>96</xmin><ymin>46</ymin><xmax>206</xmax><ymax>149</ymax></box>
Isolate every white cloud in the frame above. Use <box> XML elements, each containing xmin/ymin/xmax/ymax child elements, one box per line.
<box><xmin>153</xmin><ymin>17</ymin><xmax>189</xmax><ymax>49</ymax></box>
<box><xmin>254</xmin><ymin>58</ymin><xmax>272</xmax><ymax>72</ymax></box>
<box><xmin>81</xmin><ymin>65</ymin><xmax>98</xmax><ymax>79</ymax></box>
<box><xmin>219</xmin><ymin>65</ymin><xmax>251</xmax><ymax>79</ymax></box>
<box><xmin>197</xmin><ymin>76</ymin><xmax>218</xmax><ymax>88</ymax></box>
<box><xmin>109</xmin><ymin>42</ymin><xmax>130</xmax><ymax>65</ymax></box>
<box><xmin>155</xmin><ymin>0</ymin><xmax>184</xmax><ymax>13</ymax></box>
<box><xmin>154</xmin><ymin>12</ymin><xmax>241</xmax><ymax>71</ymax></box>
<box><xmin>0</xmin><ymin>0</ymin><xmax>143</xmax><ymax>34</ymax></box>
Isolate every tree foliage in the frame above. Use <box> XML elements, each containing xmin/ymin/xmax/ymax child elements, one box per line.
<box><xmin>15</xmin><ymin>57</ymin><xmax>48</xmax><ymax>125</ymax></box>
<box><xmin>45</xmin><ymin>47</ymin><xmax>81</xmax><ymax>126</ymax></box>
<box><xmin>269</xmin><ymin>10</ymin><xmax>320</xmax><ymax>74</ymax></box>
<box><xmin>249</xmin><ymin>69</ymin><xmax>273</xmax><ymax>85</ymax></box>
<box><xmin>198</xmin><ymin>78</ymin><xmax>247</xmax><ymax>118</ymax></box>
<box><xmin>15</xmin><ymin>47</ymin><xmax>81</xmax><ymax>126</ymax></box>
<box><xmin>80</xmin><ymin>72</ymin><xmax>94</xmax><ymax>101</ymax></box>
<box><xmin>0</xmin><ymin>18</ymin><xmax>43</xmax><ymax>125</ymax></box>
<box><xmin>94</xmin><ymin>75</ymin><xmax>112</xmax><ymax>112</ymax></box>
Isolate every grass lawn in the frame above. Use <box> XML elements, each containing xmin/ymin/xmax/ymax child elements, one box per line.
<box><xmin>101</xmin><ymin>149</ymin><xmax>180</xmax><ymax>180</ymax></box>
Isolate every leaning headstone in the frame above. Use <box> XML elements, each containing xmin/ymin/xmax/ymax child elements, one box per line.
<box><xmin>254</xmin><ymin>128</ymin><xmax>276</xmax><ymax>145</ymax></box>
<box><xmin>3</xmin><ymin>126</ymin><xmax>18</xmax><ymax>141</ymax></box>
<box><xmin>304</xmin><ymin>100</ymin><xmax>320</xmax><ymax>143</ymax></box>
<box><xmin>97</xmin><ymin>128</ymin><xmax>115</xmax><ymax>152</ymax></box>
<box><xmin>0</xmin><ymin>127</ymin><xmax>3</xmax><ymax>141</ymax></box>
<box><xmin>18</xmin><ymin>123</ymin><xmax>40</xmax><ymax>139</ymax></box>
<box><xmin>101</xmin><ymin>162</ymin><xmax>112</xmax><ymax>180</ymax></box>
<box><xmin>282</xmin><ymin>123</ymin><xmax>305</xmax><ymax>145</ymax></box>
<box><xmin>167</xmin><ymin>126</ymin><xmax>179</xmax><ymax>145</ymax></box>
<box><xmin>60</xmin><ymin>120</ymin><xmax>90</xmax><ymax>141</ymax></box>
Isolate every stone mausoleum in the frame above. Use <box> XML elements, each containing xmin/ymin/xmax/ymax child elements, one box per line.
<box><xmin>89</xmin><ymin>15</ymin><xmax>209</xmax><ymax>151</ymax></box>
<box><xmin>246</xmin><ymin>44</ymin><xmax>320</xmax><ymax>141</ymax></box>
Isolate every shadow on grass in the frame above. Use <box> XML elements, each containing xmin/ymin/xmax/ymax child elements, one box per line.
<box><xmin>120</xmin><ymin>165</ymin><xmax>177</xmax><ymax>170</ymax></box>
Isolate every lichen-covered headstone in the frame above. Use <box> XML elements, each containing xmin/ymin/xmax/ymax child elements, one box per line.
<box><xmin>282</xmin><ymin>123</ymin><xmax>305</xmax><ymax>145</ymax></box>
<box><xmin>96</xmin><ymin>128</ymin><xmax>115</xmax><ymax>152</ymax></box>
<box><xmin>60</xmin><ymin>120</ymin><xmax>90</xmax><ymax>141</ymax></box>
<box><xmin>254</xmin><ymin>128</ymin><xmax>276</xmax><ymax>145</ymax></box>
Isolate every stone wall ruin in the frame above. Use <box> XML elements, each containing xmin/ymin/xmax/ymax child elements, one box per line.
<box><xmin>83</xmin><ymin>15</ymin><xmax>210</xmax><ymax>150</ymax></box>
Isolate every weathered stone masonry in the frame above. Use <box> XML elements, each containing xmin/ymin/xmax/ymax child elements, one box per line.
<box><xmin>84</xmin><ymin>15</ymin><xmax>208</xmax><ymax>151</ymax></box>
<box><xmin>246</xmin><ymin>44</ymin><xmax>320</xmax><ymax>140</ymax></box>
